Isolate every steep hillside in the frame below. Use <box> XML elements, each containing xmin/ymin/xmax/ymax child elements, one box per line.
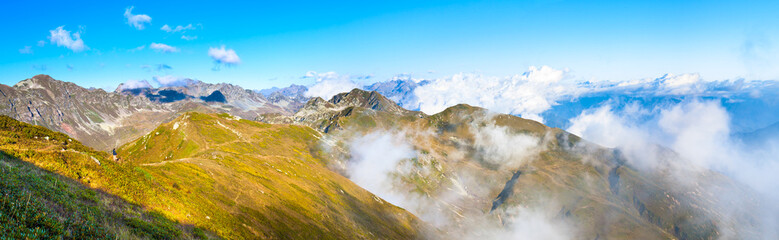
<box><xmin>0</xmin><ymin>115</ymin><xmax>213</xmax><ymax>239</ymax></box>
<box><xmin>270</xmin><ymin>90</ymin><xmax>765</xmax><ymax>239</ymax></box>
<box><xmin>0</xmin><ymin>112</ymin><xmax>425</xmax><ymax>239</ymax></box>
<box><xmin>117</xmin><ymin>112</ymin><xmax>426</xmax><ymax>239</ymax></box>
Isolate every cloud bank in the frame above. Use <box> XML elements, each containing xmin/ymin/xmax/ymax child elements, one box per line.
<box><xmin>303</xmin><ymin>71</ymin><xmax>361</xmax><ymax>99</ymax></box>
<box><xmin>567</xmin><ymin>100</ymin><xmax>779</xmax><ymax>239</ymax></box>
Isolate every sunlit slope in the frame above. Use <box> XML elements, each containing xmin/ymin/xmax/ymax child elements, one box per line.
<box><xmin>271</xmin><ymin>88</ymin><xmax>762</xmax><ymax>239</ymax></box>
<box><xmin>118</xmin><ymin>112</ymin><xmax>425</xmax><ymax>239</ymax></box>
<box><xmin>0</xmin><ymin>115</ymin><xmax>213</xmax><ymax>239</ymax></box>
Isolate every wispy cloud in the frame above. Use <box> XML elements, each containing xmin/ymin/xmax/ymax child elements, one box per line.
<box><xmin>48</xmin><ymin>26</ymin><xmax>88</xmax><ymax>52</ymax></box>
<box><xmin>31</xmin><ymin>64</ymin><xmax>47</xmax><ymax>71</ymax></box>
<box><xmin>181</xmin><ymin>35</ymin><xmax>198</xmax><ymax>41</ymax></box>
<box><xmin>36</xmin><ymin>40</ymin><xmax>45</xmax><ymax>47</ymax></box>
<box><xmin>124</xmin><ymin>6</ymin><xmax>151</xmax><ymax>30</ymax></box>
<box><xmin>141</xmin><ymin>64</ymin><xmax>173</xmax><ymax>72</ymax></box>
<box><xmin>208</xmin><ymin>45</ymin><xmax>240</xmax><ymax>70</ymax></box>
<box><xmin>161</xmin><ymin>24</ymin><xmax>195</xmax><ymax>33</ymax></box>
<box><xmin>149</xmin><ymin>43</ymin><xmax>179</xmax><ymax>53</ymax></box>
<box><xmin>128</xmin><ymin>45</ymin><xmax>145</xmax><ymax>52</ymax></box>
<box><xmin>18</xmin><ymin>46</ymin><xmax>33</xmax><ymax>54</ymax></box>
<box><xmin>153</xmin><ymin>75</ymin><xmax>195</xmax><ymax>87</ymax></box>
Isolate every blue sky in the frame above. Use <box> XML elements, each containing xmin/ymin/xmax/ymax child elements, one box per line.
<box><xmin>1</xmin><ymin>0</ymin><xmax>778</xmax><ymax>90</ymax></box>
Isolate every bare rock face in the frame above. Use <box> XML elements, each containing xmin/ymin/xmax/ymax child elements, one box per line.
<box><xmin>116</xmin><ymin>78</ymin><xmax>293</xmax><ymax>118</ymax></box>
<box><xmin>258</xmin><ymin>88</ymin><xmax>425</xmax><ymax>132</ymax></box>
<box><xmin>261</xmin><ymin>84</ymin><xmax>309</xmax><ymax>112</ymax></box>
<box><xmin>0</xmin><ymin>75</ymin><xmax>297</xmax><ymax>150</ymax></box>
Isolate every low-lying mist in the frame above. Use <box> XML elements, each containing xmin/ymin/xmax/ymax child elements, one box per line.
<box><xmin>568</xmin><ymin>99</ymin><xmax>779</xmax><ymax>239</ymax></box>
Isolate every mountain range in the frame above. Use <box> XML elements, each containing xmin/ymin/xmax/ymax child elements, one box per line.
<box><xmin>1</xmin><ymin>75</ymin><xmax>774</xmax><ymax>239</ymax></box>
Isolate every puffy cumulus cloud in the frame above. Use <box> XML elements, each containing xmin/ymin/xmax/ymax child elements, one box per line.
<box><xmin>208</xmin><ymin>46</ymin><xmax>240</xmax><ymax>69</ymax></box>
<box><xmin>124</xmin><ymin>6</ymin><xmax>151</xmax><ymax>30</ymax></box>
<box><xmin>153</xmin><ymin>75</ymin><xmax>195</xmax><ymax>87</ymax></box>
<box><xmin>413</xmin><ymin>66</ymin><xmax>571</xmax><ymax>122</ymax></box>
<box><xmin>303</xmin><ymin>71</ymin><xmax>361</xmax><ymax>99</ymax></box>
<box><xmin>116</xmin><ymin>79</ymin><xmax>152</xmax><ymax>91</ymax></box>
<box><xmin>149</xmin><ymin>43</ymin><xmax>179</xmax><ymax>53</ymax></box>
<box><xmin>613</xmin><ymin>73</ymin><xmax>705</xmax><ymax>95</ymax></box>
<box><xmin>48</xmin><ymin>26</ymin><xmax>88</xmax><ymax>52</ymax></box>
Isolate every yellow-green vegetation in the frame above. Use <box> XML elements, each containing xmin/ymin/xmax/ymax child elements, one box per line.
<box><xmin>117</xmin><ymin>112</ymin><xmax>424</xmax><ymax>239</ymax></box>
<box><xmin>0</xmin><ymin>112</ymin><xmax>425</xmax><ymax>239</ymax></box>
<box><xmin>0</xmin><ymin>115</ymin><xmax>211</xmax><ymax>240</ymax></box>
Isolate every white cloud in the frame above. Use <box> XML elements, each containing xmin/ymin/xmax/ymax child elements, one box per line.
<box><xmin>566</xmin><ymin>100</ymin><xmax>779</xmax><ymax>203</ymax></box>
<box><xmin>161</xmin><ymin>24</ymin><xmax>195</xmax><ymax>33</ymax></box>
<box><xmin>208</xmin><ymin>45</ymin><xmax>241</xmax><ymax>67</ymax></box>
<box><xmin>347</xmin><ymin>132</ymin><xmax>415</xmax><ymax>206</ymax></box>
<box><xmin>48</xmin><ymin>26</ymin><xmax>87</xmax><ymax>52</ymax></box>
<box><xmin>36</xmin><ymin>40</ymin><xmax>45</xmax><ymax>47</ymax></box>
<box><xmin>473</xmin><ymin>122</ymin><xmax>542</xmax><ymax>169</ymax></box>
<box><xmin>303</xmin><ymin>71</ymin><xmax>361</xmax><ymax>99</ymax></box>
<box><xmin>18</xmin><ymin>46</ymin><xmax>33</xmax><ymax>54</ymax></box>
<box><xmin>181</xmin><ymin>35</ymin><xmax>197</xmax><ymax>41</ymax></box>
<box><xmin>412</xmin><ymin>66</ymin><xmax>571</xmax><ymax>122</ymax></box>
<box><xmin>149</xmin><ymin>43</ymin><xmax>179</xmax><ymax>53</ymax></box>
<box><xmin>338</xmin><ymin>127</ymin><xmax>575</xmax><ymax>239</ymax></box>
<box><xmin>117</xmin><ymin>79</ymin><xmax>152</xmax><ymax>91</ymax></box>
<box><xmin>124</xmin><ymin>6</ymin><xmax>151</xmax><ymax>30</ymax></box>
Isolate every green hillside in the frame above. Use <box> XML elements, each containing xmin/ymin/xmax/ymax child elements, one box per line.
<box><xmin>0</xmin><ymin>115</ymin><xmax>212</xmax><ymax>239</ymax></box>
<box><xmin>0</xmin><ymin>113</ymin><xmax>425</xmax><ymax>239</ymax></box>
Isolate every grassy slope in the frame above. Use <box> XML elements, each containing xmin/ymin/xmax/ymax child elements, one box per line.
<box><xmin>0</xmin><ymin>112</ymin><xmax>425</xmax><ymax>239</ymax></box>
<box><xmin>117</xmin><ymin>112</ymin><xmax>424</xmax><ymax>239</ymax></box>
<box><xmin>0</xmin><ymin>115</ymin><xmax>211</xmax><ymax>239</ymax></box>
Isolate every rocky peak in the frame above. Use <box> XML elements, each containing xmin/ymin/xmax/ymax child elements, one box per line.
<box><xmin>328</xmin><ymin>88</ymin><xmax>408</xmax><ymax>114</ymax></box>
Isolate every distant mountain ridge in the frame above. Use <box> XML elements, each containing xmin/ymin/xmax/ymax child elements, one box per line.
<box><xmin>0</xmin><ymin>75</ymin><xmax>299</xmax><ymax>151</ymax></box>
